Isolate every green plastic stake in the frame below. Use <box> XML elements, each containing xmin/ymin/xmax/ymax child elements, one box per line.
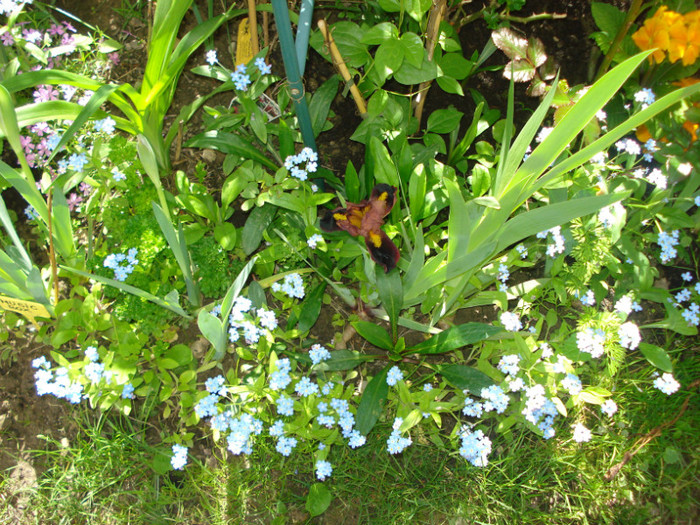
<box><xmin>271</xmin><ymin>0</ymin><xmax>317</xmax><ymax>152</ymax></box>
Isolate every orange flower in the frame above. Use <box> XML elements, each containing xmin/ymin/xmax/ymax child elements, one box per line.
<box><xmin>632</xmin><ymin>7</ymin><xmax>672</xmax><ymax>63</ymax></box>
<box><xmin>682</xmin><ymin>11</ymin><xmax>700</xmax><ymax>65</ymax></box>
<box><xmin>635</xmin><ymin>124</ymin><xmax>652</xmax><ymax>143</ymax></box>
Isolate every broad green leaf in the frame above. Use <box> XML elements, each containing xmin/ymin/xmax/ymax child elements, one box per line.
<box><xmin>393</xmin><ymin>51</ymin><xmax>437</xmax><ymax>85</ymax></box>
<box><xmin>297</xmin><ymin>282</ymin><xmax>326</xmax><ymax>332</ymax></box>
<box><xmin>314</xmin><ymin>350</ymin><xmax>371</xmax><ymax>372</ymax></box>
<box><xmin>309</xmin><ymin>75</ymin><xmax>340</xmax><ymax>136</ymax></box>
<box><xmin>361</xmin><ymin>22</ymin><xmax>398</xmax><ymax>45</ymax></box>
<box><xmin>435</xmin><ymin>76</ymin><xmax>464</xmax><ymax>96</ymax></box>
<box><xmin>427</xmin><ymin>107</ymin><xmax>464</xmax><ymax>134</ymax></box>
<box><xmin>375</xmin><ymin>39</ymin><xmax>405</xmax><ymax>81</ymax></box>
<box><xmin>214</xmin><ymin>222</ymin><xmax>237</xmax><ymax>250</ymax></box>
<box><xmin>306</xmin><ymin>483</ymin><xmax>332</xmax><ymax>517</ymax></box>
<box><xmin>406</xmin><ymin>323</ymin><xmax>501</xmax><ymax>355</ymax></box>
<box><xmin>352</xmin><ymin>321</ymin><xmax>393</xmax><ymax>350</ymax></box>
<box><xmin>639</xmin><ymin>342</ymin><xmax>673</xmax><ymax>373</ymax></box>
<box><xmin>437</xmin><ymin>364</ymin><xmax>495</xmax><ymax>392</ymax></box>
<box><xmin>242</xmin><ymin>205</ymin><xmax>276</xmax><ymax>255</ymax></box>
<box><xmin>438</xmin><ymin>53</ymin><xmax>473</xmax><ymax>80</ymax></box>
<box><xmin>400</xmin><ymin>32</ymin><xmax>424</xmax><ymax>68</ymax></box>
<box><xmin>356</xmin><ymin>365</ymin><xmax>390</xmax><ymax>435</ymax></box>
<box><xmin>375</xmin><ymin>265</ymin><xmax>402</xmax><ymax>341</ymax></box>
<box><xmin>198</xmin><ymin>310</ymin><xmax>225</xmax><ymax>356</ymax></box>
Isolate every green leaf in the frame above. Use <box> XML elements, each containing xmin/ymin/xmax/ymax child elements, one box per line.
<box><xmin>352</xmin><ymin>321</ymin><xmax>393</xmax><ymax>350</ymax></box>
<box><xmin>214</xmin><ymin>222</ymin><xmax>237</xmax><ymax>250</ymax></box>
<box><xmin>166</xmin><ymin>344</ymin><xmax>193</xmax><ymax>366</ymax></box>
<box><xmin>393</xmin><ymin>50</ymin><xmax>437</xmax><ymax>85</ymax></box>
<box><xmin>375</xmin><ymin>265</ymin><xmax>402</xmax><ymax>341</ymax></box>
<box><xmin>314</xmin><ymin>350</ymin><xmax>371</xmax><ymax>372</ymax></box>
<box><xmin>375</xmin><ymin>39</ymin><xmax>405</xmax><ymax>81</ymax></box>
<box><xmin>435</xmin><ymin>76</ymin><xmax>464</xmax><ymax>96</ymax></box>
<box><xmin>361</xmin><ymin>22</ymin><xmax>398</xmax><ymax>45</ymax></box>
<box><xmin>242</xmin><ymin>205</ymin><xmax>276</xmax><ymax>255</ymax></box>
<box><xmin>438</xmin><ymin>53</ymin><xmax>473</xmax><ymax>80</ymax></box>
<box><xmin>309</xmin><ymin>75</ymin><xmax>339</xmax><ymax>136</ymax></box>
<box><xmin>368</xmin><ymin>136</ymin><xmax>399</xmax><ymax>187</ymax></box>
<box><xmin>437</xmin><ymin>364</ymin><xmax>495</xmax><ymax>391</ymax></box>
<box><xmin>406</xmin><ymin>323</ymin><xmax>501</xmax><ymax>355</ymax></box>
<box><xmin>197</xmin><ymin>310</ymin><xmax>225</xmax><ymax>356</ymax></box>
<box><xmin>60</xmin><ymin>266</ymin><xmax>191</xmax><ymax>318</ymax></box>
<box><xmin>400</xmin><ymin>33</ymin><xmax>424</xmax><ymax>68</ymax></box>
<box><xmin>297</xmin><ymin>282</ymin><xmax>326</xmax><ymax>333</ymax></box>
<box><xmin>186</xmin><ymin>131</ymin><xmax>277</xmax><ymax>170</ymax></box>
<box><xmin>306</xmin><ymin>483</ymin><xmax>332</xmax><ymax>517</ymax></box>
<box><xmin>356</xmin><ymin>365</ymin><xmax>390</xmax><ymax>435</ymax></box>
<box><xmin>639</xmin><ymin>343</ymin><xmax>673</xmax><ymax>373</ymax></box>
<box><xmin>427</xmin><ymin>107</ymin><xmax>464</xmax><ymax>134</ymax></box>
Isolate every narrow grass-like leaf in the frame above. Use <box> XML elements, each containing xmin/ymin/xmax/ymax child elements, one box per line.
<box><xmin>152</xmin><ymin>202</ymin><xmax>200</xmax><ymax>306</ymax></box>
<box><xmin>406</xmin><ymin>323</ymin><xmax>501</xmax><ymax>355</ymax></box>
<box><xmin>356</xmin><ymin>365</ymin><xmax>390</xmax><ymax>435</ymax></box>
<box><xmin>186</xmin><ymin>131</ymin><xmax>278</xmax><ymax>170</ymax></box>
<box><xmin>496</xmin><ymin>192</ymin><xmax>629</xmax><ymax>251</ymax></box>
<box><xmin>61</xmin><ymin>266</ymin><xmax>191</xmax><ymax>318</ymax></box>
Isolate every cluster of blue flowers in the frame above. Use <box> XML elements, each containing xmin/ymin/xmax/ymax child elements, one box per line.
<box><xmin>572</xmin><ymin>423</ymin><xmax>592</xmax><ymax>443</ymax></box>
<box><xmin>523</xmin><ymin>384</ymin><xmax>560</xmax><ymax>439</ymax></box>
<box><xmin>171</xmin><ymin>444</ymin><xmax>188</xmax><ymax>470</ymax></box>
<box><xmin>576</xmin><ymin>327</ymin><xmax>606</xmax><ymax>358</ymax></box>
<box><xmin>103</xmin><ymin>248</ymin><xmax>138</xmax><ymax>282</ymax></box>
<box><xmin>283</xmin><ymin>147</ymin><xmax>318</xmax><ymax>181</ymax></box>
<box><xmin>32</xmin><ymin>356</ymin><xmax>83</xmax><ymax>404</ymax></box>
<box><xmin>673</xmin><ymin>276</ymin><xmax>700</xmax><ymax>327</ymax></box>
<box><xmin>93</xmin><ymin>117</ymin><xmax>116</xmax><ymax>134</ymax></box>
<box><xmin>386</xmin><ymin>365</ymin><xmax>404</xmax><ymax>386</ymax></box>
<box><xmin>309</xmin><ymin>344</ymin><xmax>331</xmax><ymax>365</ymax></box>
<box><xmin>536</xmin><ymin>226</ymin><xmax>566</xmax><ymax>258</ymax></box>
<box><xmin>271</xmin><ymin>273</ymin><xmax>305</xmax><ymax>299</ymax></box>
<box><xmin>499</xmin><ymin>311</ymin><xmax>522</xmax><ymax>332</ymax></box>
<box><xmin>653</xmin><ymin>373</ymin><xmax>680</xmax><ymax>395</ymax></box>
<box><xmin>657</xmin><ymin>230</ymin><xmax>680</xmax><ymax>263</ymax></box>
<box><xmin>618</xmin><ymin>322</ymin><xmax>641</xmax><ymax>350</ymax></box>
<box><xmin>458</xmin><ymin>427</ymin><xmax>492</xmax><ymax>467</ymax></box>
<box><xmin>33</xmin><ymin>347</ymin><xmax>135</xmax><ymax>403</ymax></box>
<box><xmin>224</xmin><ymin>296</ymin><xmax>279</xmax><ymax>345</ymax></box>
<box><xmin>387</xmin><ymin>417</ymin><xmax>412</xmax><ymax>454</ymax></box>
<box><xmin>497</xmin><ymin>354</ymin><xmax>520</xmax><ymax>376</ymax></box>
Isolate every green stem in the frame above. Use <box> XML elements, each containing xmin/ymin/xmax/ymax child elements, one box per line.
<box><xmin>595</xmin><ymin>0</ymin><xmax>644</xmax><ymax>81</ymax></box>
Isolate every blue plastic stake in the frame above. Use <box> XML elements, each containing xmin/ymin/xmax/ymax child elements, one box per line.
<box><xmin>271</xmin><ymin>0</ymin><xmax>317</xmax><ymax>152</ymax></box>
<box><xmin>296</xmin><ymin>0</ymin><xmax>314</xmax><ymax>75</ymax></box>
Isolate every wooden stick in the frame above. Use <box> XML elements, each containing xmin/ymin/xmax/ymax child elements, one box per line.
<box><xmin>247</xmin><ymin>0</ymin><xmax>259</xmax><ymax>55</ymax></box>
<box><xmin>414</xmin><ymin>0</ymin><xmax>447</xmax><ymax>128</ymax></box>
<box><xmin>317</xmin><ymin>19</ymin><xmax>367</xmax><ymax>117</ymax></box>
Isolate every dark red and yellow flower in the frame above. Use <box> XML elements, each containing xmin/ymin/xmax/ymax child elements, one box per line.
<box><xmin>320</xmin><ymin>184</ymin><xmax>400</xmax><ymax>273</ymax></box>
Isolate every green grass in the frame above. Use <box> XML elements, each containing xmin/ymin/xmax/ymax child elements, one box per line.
<box><xmin>2</xmin><ymin>338</ymin><xmax>697</xmax><ymax>524</ymax></box>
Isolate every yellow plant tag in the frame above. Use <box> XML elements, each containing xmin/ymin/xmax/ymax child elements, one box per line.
<box><xmin>236</xmin><ymin>18</ymin><xmax>254</xmax><ymax>67</ymax></box>
<box><xmin>0</xmin><ymin>295</ymin><xmax>51</xmax><ymax>328</ymax></box>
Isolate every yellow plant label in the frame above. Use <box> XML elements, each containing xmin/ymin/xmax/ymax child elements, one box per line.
<box><xmin>0</xmin><ymin>295</ymin><xmax>51</xmax><ymax>328</ymax></box>
<box><xmin>236</xmin><ymin>18</ymin><xmax>254</xmax><ymax>67</ymax></box>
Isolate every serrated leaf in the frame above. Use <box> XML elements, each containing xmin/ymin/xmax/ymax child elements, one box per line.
<box><xmin>491</xmin><ymin>27</ymin><xmax>528</xmax><ymax>59</ymax></box>
<box><xmin>356</xmin><ymin>366</ymin><xmax>390</xmax><ymax>435</ymax></box>
<box><xmin>503</xmin><ymin>59</ymin><xmax>536</xmax><ymax>82</ymax></box>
